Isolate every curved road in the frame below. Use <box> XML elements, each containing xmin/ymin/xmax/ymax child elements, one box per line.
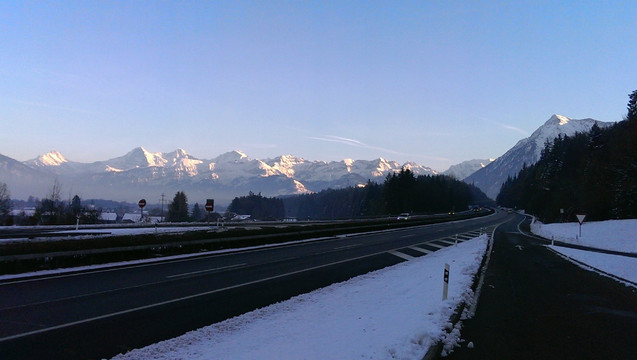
<box><xmin>445</xmin><ymin>214</ymin><xmax>637</xmax><ymax>359</ymax></box>
<box><xmin>1</xmin><ymin>211</ymin><xmax>509</xmax><ymax>359</ymax></box>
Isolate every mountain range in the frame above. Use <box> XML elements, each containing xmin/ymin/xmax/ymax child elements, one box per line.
<box><xmin>442</xmin><ymin>159</ymin><xmax>494</xmax><ymax>180</ymax></box>
<box><xmin>464</xmin><ymin>114</ymin><xmax>614</xmax><ymax>199</ymax></box>
<box><xmin>0</xmin><ymin>148</ymin><xmax>437</xmax><ymax>206</ymax></box>
<box><xmin>0</xmin><ymin>114</ymin><xmax>614</xmax><ymax>206</ymax></box>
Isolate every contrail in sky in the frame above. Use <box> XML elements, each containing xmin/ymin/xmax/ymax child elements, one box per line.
<box><xmin>309</xmin><ymin>135</ymin><xmax>449</xmax><ymax>162</ymax></box>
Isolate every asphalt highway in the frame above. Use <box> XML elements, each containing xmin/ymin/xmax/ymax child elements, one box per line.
<box><xmin>0</xmin><ymin>211</ymin><xmax>508</xmax><ymax>359</ymax></box>
<box><xmin>444</xmin><ymin>214</ymin><xmax>637</xmax><ymax>359</ymax></box>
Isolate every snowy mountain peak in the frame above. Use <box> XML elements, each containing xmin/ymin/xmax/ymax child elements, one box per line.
<box><xmin>214</xmin><ymin>150</ymin><xmax>249</xmax><ymax>163</ymax></box>
<box><xmin>122</xmin><ymin>147</ymin><xmax>166</xmax><ymax>167</ymax></box>
<box><xmin>465</xmin><ymin>114</ymin><xmax>614</xmax><ymax>199</ymax></box>
<box><xmin>546</xmin><ymin>114</ymin><xmax>570</xmax><ymax>126</ymax></box>
<box><xmin>443</xmin><ymin>159</ymin><xmax>494</xmax><ymax>180</ymax></box>
<box><xmin>172</xmin><ymin>148</ymin><xmax>189</xmax><ymax>157</ymax></box>
<box><xmin>31</xmin><ymin>150</ymin><xmax>68</xmax><ymax>167</ymax></box>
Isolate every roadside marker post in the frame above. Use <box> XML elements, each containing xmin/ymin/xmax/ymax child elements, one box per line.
<box><xmin>443</xmin><ymin>263</ymin><xmax>450</xmax><ymax>300</ymax></box>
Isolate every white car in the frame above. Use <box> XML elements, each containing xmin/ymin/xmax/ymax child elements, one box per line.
<box><xmin>397</xmin><ymin>213</ymin><xmax>410</xmax><ymax>220</ymax></box>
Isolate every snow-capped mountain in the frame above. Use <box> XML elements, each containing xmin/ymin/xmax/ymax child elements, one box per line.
<box><xmin>464</xmin><ymin>114</ymin><xmax>614</xmax><ymax>200</ymax></box>
<box><xmin>442</xmin><ymin>159</ymin><xmax>494</xmax><ymax>180</ymax></box>
<box><xmin>1</xmin><ymin>149</ymin><xmax>437</xmax><ymax>205</ymax></box>
<box><xmin>0</xmin><ymin>154</ymin><xmax>55</xmax><ymax>199</ymax></box>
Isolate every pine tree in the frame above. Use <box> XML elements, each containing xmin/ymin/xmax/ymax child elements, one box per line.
<box><xmin>627</xmin><ymin>89</ymin><xmax>637</xmax><ymax>121</ymax></box>
<box><xmin>167</xmin><ymin>191</ymin><xmax>189</xmax><ymax>222</ymax></box>
<box><xmin>0</xmin><ymin>182</ymin><xmax>11</xmax><ymax>225</ymax></box>
<box><xmin>191</xmin><ymin>203</ymin><xmax>203</xmax><ymax>222</ymax></box>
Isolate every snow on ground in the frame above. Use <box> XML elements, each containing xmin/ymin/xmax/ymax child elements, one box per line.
<box><xmin>530</xmin><ymin>219</ymin><xmax>637</xmax><ymax>253</ymax></box>
<box><xmin>531</xmin><ymin>218</ymin><xmax>637</xmax><ymax>285</ymax></box>
<box><xmin>548</xmin><ymin>246</ymin><xmax>637</xmax><ymax>284</ymax></box>
<box><xmin>0</xmin><ymin>226</ymin><xmax>216</xmax><ymax>244</ymax></box>
<box><xmin>111</xmin><ymin>235</ymin><xmax>489</xmax><ymax>360</ymax></box>
<box><xmin>55</xmin><ymin>226</ymin><xmax>214</xmax><ymax>236</ymax></box>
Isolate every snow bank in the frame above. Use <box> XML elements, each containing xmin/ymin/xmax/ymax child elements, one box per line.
<box><xmin>530</xmin><ymin>219</ymin><xmax>637</xmax><ymax>253</ymax></box>
<box><xmin>532</xmin><ymin>218</ymin><xmax>637</xmax><ymax>286</ymax></box>
<box><xmin>111</xmin><ymin>235</ymin><xmax>488</xmax><ymax>360</ymax></box>
<box><xmin>549</xmin><ymin>246</ymin><xmax>637</xmax><ymax>284</ymax></box>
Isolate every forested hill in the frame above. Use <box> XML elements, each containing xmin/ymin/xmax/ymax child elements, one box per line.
<box><xmin>282</xmin><ymin>170</ymin><xmax>492</xmax><ymax>220</ymax></box>
<box><xmin>497</xmin><ymin>90</ymin><xmax>637</xmax><ymax>223</ymax></box>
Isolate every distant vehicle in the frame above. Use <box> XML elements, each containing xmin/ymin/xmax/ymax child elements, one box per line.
<box><xmin>397</xmin><ymin>213</ymin><xmax>410</xmax><ymax>220</ymax></box>
<box><xmin>448</xmin><ymin>210</ymin><xmax>455</xmax><ymax>215</ymax></box>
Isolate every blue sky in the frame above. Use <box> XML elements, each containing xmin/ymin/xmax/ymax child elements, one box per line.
<box><xmin>1</xmin><ymin>1</ymin><xmax>635</xmax><ymax>172</ymax></box>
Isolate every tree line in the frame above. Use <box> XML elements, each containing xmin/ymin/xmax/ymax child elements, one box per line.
<box><xmin>282</xmin><ymin>169</ymin><xmax>491</xmax><ymax>220</ymax></box>
<box><xmin>497</xmin><ymin>90</ymin><xmax>637</xmax><ymax>222</ymax></box>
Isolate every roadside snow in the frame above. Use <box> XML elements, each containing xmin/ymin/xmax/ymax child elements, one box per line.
<box><xmin>0</xmin><ymin>226</ymin><xmax>215</xmax><ymax>244</ymax></box>
<box><xmin>111</xmin><ymin>235</ymin><xmax>489</xmax><ymax>360</ymax></box>
<box><xmin>548</xmin><ymin>246</ymin><xmax>637</xmax><ymax>284</ymax></box>
<box><xmin>532</xmin><ymin>218</ymin><xmax>637</xmax><ymax>285</ymax></box>
<box><xmin>531</xmin><ymin>219</ymin><xmax>637</xmax><ymax>253</ymax></box>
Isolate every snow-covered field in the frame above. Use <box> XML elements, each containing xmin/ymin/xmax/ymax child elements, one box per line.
<box><xmin>109</xmin><ymin>218</ymin><xmax>637</xmax><ymax>360</ymax></box>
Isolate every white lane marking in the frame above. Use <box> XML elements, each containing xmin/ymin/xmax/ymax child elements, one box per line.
<box><xmin>388</xmin><ymin>251</ymin><xmax>415</xmax><ymax>261</ymax></box>
<box><xmin>333</xmin><ymin>244</ymin><xmax>361</xmax><ymax>250</ymax></box>
<box><xmin>166</xmin><ymin>263</ymin><xmax>247</xmax><ymax>279</ymax></box>
<box><xmin>400</xmin><ymin>234</ymin><xmax>416</xmax><ymax>238</ymax></box>
<box><xmin>408</xmin><ymin>246</ymin><xmax>432</xmax><ymax>254</ymax></box>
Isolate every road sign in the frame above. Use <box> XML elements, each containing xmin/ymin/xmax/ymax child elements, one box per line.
<box><xmin>138</xmin><ymin>199</ymin><xmax>146</xmax><ymax>208</ymax></box>
<box><xmin>205</xmin><ymin>199</ymin><xmax>214</xmax><ymax>212</ymax></box>
<box><xmin>576</xmin><ymin>214</ymin><xmax>586</xmax><ymax>237</ymax></box>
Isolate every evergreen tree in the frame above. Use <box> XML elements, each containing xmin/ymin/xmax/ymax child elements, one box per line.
<box><xmin>191</xmin><ymin>203</ymin><xmax>204</xmax><ymax>222</ymax></box>
<box><xmin>227</xmin><ymin>192</ymin><xmax>285</xmax><ymax>220</ymax></box>
<box><xmin>0</xmin><ymin>182</ymin><xmax>11</xmax><ymax>225</ymax></box>
<box><xmin>627</xmin><ymin>89</ymin><xmax>637</xmax><ymax>121</ymax></box>
<box><xmin>167</xmin><ymin>191</ymin><xmax>189</xmax><ymax>222</ymax></box>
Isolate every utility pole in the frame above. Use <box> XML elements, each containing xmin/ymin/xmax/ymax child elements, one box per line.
<box><xmin>160</xmin><ymin>193</ymin><xmax>165</xmax><ymax>222</ymax></box>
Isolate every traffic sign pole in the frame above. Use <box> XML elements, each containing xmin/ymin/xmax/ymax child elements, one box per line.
<box><xmin>576</xmin><ymin>214</ymin><xmax>586</xmax><ymax>238</ymax></box>
<box><xmin>138</xmin><ymin>199</ymin><xmax>146</xmax><ymax>222</ymax></box>
<box><xmin>205</xmin><ymin>199</ymin><xmax>214</xmax><ymax>224</ymax></box>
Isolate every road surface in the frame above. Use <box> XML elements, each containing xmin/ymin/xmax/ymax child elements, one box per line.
<box><xmin>444</xmin><ymin>214</ymin><xmax>637</xmax><ymax>359</ymax></box>
<box><xmin>1</xmin><ymin>212</ymin><xmax>507</xmax><ymax>359</ymax></box>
